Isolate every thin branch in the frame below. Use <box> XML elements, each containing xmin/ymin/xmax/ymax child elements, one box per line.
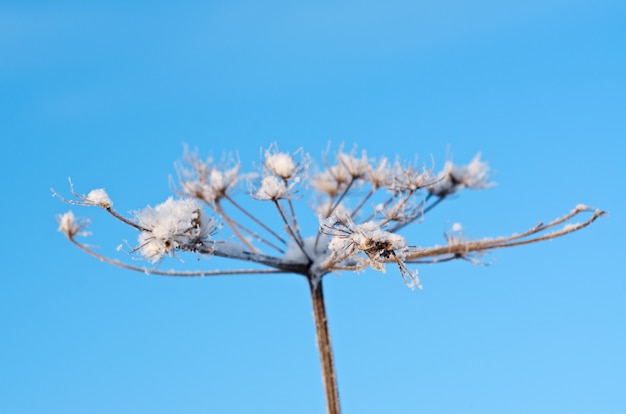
<box><xmin>387</xmin><ymin>196</ymin><xmax>427</xmax><ymax>233</ymax></box>
<box><xmin>422</xmin><ymin>194</ymin><xmax>444</xmax><ymax>215</ymax></box>
<box><xmin>213</xmin><ymin>200</ymin><xmax>259</xmax><ymax>252</ymax></box>
<box><xmin>404</xmin><ymin>208</ymin><xmax>605</xmax><ymax>262</ymax></box>
<box><xmin>286</xmin><ymin>194</ymin><xmax>304</xmax><ymax>241</ymax></box>
<box><xmin>350</xmin><ymin>186</ymin><xmax>377</xmax><ymax>219</ymax></box>
<box><xmin>361</xmin><ymin>190</ymin><xmax>401</xmax><ymax>223</ymax></box>
<box><xmin>66</xmin><ymin>235</ymin><xmax>290</xmax><ymax>277</ymax></box>
<box><xmin>229</xmin><ymin>217</ymin><xmax>285</xmax><ymax>253</ymax></box>
<box><xmin>223</xmin><ymin>193</ymin><xmax>288</xmax><ymax>245</ymax></box>
<box><xmin>273</xmin><ymin>200</ymin><xmax>313</xmax><ymax>263</ymax></box>
<box><xmin>104</xmin><ymin>207</ymin><xmax>149</xmax><ymax>232</ymax></box>
<box><xmin>378</xmin><ymin>190</ymin><xmax>414</xmax><ymax>227</ymax></box>
<box><xmin>52</xmin><ymin>187</ymin><xmax>149</xmax><ymax>232</ymax></box>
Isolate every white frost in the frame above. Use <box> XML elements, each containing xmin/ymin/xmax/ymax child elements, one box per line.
<box><xmin>135</xmin><ymin>197</ymin><xmax>217</xmax><ymax>262</ymax></box>
<box><xmin>86</xmin><ymin>188</ymin><xmax>112</xmax><ymax>208</ymax></box>
<box><xmin>429</xmin><ymin>153</ymin><xmax>492</xmax><ymax>197</ymax></box>
<box><xmin>265</xmin><ymin>149</ymin><xmax>296</xmax><ymax>179</ymax></box>
<box><xmin>283</xmin><ymin>236</ymin><xmax>331</xmax><ymax>265</ymax></box>
<box><xmin>254</xmin><ymin>175</ymin><xmax>293</xmax><ymax>200</ymax></box>
<box><xmin>562</xmin><ymin>222</ymin><xmax>581</xmax><ymax>232</ymax></box>
<box><xmin>57</xmin><ymin>211</ymin><xmax>78</xmax><ymax>236</ymax></box>
<box><xmin>214</xmin><ymin>240</ymin><xmax>246</xmax><ymax>256</ymax></box>
<box><xmin>338</xmin><ymin>149</ymin><xmax>369</xmax><ymax>178</ymax></box>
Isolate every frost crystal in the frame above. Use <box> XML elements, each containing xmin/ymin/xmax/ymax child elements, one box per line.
<box><xmin>254</xmin><ymin>176</ymin><xmax>294</xmax><ymax>200</ymax></box>
<box><xmin>311</xmin><ymin>165</ymin><xmax>351</xmax><ymax>197</ymax></box>
<box><xmin>176</xmin><ymin>150</ymin><xmax>242</xmax><ymax>203</ymax></box>
<box><xmin>391</xmin><ymin>159</ymin><xmax>433</xmax><ymax>192</ymax></box>
<box><xmin>322</xmin><ymin>216</ymin><xmax>421</xmax><ymax>289</ymax></box>
<box><xmin>57</xmin><ymin>211</ymin><xmax>79</xmax><ymax>237</ymax></box>
<box><xmin>265</xmin><ymin>147</ymin><xmax>297</xmax><ymax>179</ymax></box>
<box><xmin>324</xmin><ymin>218</ymin><xmax>405</xmax><ymax>269</ymax></box>
<box><xmin>135</xmin><ymin>197</ymin><xmax>217</xmax><ymax>262</ymax></box>
<box><xmin>338</xmin><ymin>149</ymin><xmax>369</xmax><ymax>178</ymax></box>
<box><xmin>365</xmin><ymin>157</ymin><xmax>391</xmax><ymax>188</ymax></box>
<box><xmin>210</xmin><ymin>167</ymin><xmax>239</xmax><ymax>194</ymax></box>
<box><xmin>86</xmin><ymin>188</ymin><xmax>112</xmax><ymax>208</ymax></box>
<box><xmin>429</xmin><ymin>153</ymin><xmax>491</xmax><ymax>197</ymax></box>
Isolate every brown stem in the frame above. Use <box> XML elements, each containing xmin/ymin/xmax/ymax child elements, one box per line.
<box><xmin>309</xmin><ymin>278</ymin><xmax>341</xmax><ymax>414</ymax></box>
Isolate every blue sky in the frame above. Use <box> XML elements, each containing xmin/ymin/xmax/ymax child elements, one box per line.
<box><xmin>1</xmin><ymin>1</ymin><xmax>625</xmax><ymax>413</ymax></box>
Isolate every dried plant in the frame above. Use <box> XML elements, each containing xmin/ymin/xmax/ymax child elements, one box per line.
<box><xmin>53</xmin><ymin>144</ymin><xmax>604</xmax><ymax>414</ymax></box>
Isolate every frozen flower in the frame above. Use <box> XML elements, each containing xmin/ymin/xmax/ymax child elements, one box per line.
<box><xmin>56</xmin><ymin>211</ymin><xmax>89</xmax><ymax>238</ymax></box>
<box><xmin>209</xmin><ymin>166</ymin><xmax>240</xmax><ymax>195</ymax></box>
<box><xmin>321</xmin><ymin>216</ymin><xmax>420</xmax><ymax>288</ymax></box>
<box><xmin>134</xmin><ymin>198</ymin><xmax>218</xmax><ymax>262</ymax></box>
<box><xmin>254</xmin><ymin>175</ymin><xmax>296</xmax><ymax>200</ymax></box>
<box><xmin>389</xmin><ymin>159</ymin><xmax>433</xmax><ymax>192</ymax></box>
<box><xmin>428</xmin><ymin>153</ymin><xmax>492</xmax><ymax>197</ymax></box>
<box><xmin>266</xmin><ymin>151</ymin><xmax>296</xmax><ymax>179</ymax></box>
<box><xmin>311</xmin><ymin>165</ymin><xmax>352</xmax><ymax>197</ymax></box>
<box><xmin>338</xmin><ymin>148</ymin><xmax>370</xmax><ymax>179</ymax></box>
<box><xmin>86</xmin><ymin>188</ymin><xmax>112</xmax><ymax>208</ymax></box>
<box><xmin>374</xmin><ymin>198</ymin><xmax>421</xmax><ymax>225</ymax></box>
<box><xmin>176</xmin><ymin>149</ymin><xmax>242</xmax><ymax>203</ymax></box>
<box><xmin>365</xmin><ymin>156</ymin><xmax>392</xmax><ymax>188</ymax></box>
<box><xmin>332</xmin><ymin>220</ymin><xmax>407</xmax><ymax>259</ymax></box>
<box><xmin>263</xmin><ymin>143</ymin><xmax>310</xmax><ymax>181</ymax></box>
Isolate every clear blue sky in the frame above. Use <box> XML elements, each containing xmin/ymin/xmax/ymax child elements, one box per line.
<box><xmin>2</xmin><ymin>1</ymin><xmax>624</xmax><ymax>413</ymax></box>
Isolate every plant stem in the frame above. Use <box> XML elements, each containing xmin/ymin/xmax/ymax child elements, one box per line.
<box><xmin>309</xmin><ymin>278</ymin><xmax>341</xmax><ymax>414</ymax></box>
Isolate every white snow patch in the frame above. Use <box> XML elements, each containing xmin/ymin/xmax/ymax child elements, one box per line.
<box><xmin>254</xmin><ymin>175</ymin><xmax>293</xmax><ymax>200</ymax></box>
<box><xmin>135</xmin><ymin>197</ymin><xmax>216</xmax><ymax>262</ymax></box>
<box><xmin>265</xmin><ymin>150</ymin><xmax>296</xmax><ymax>179</ymax></box>
<box><xmin>562</xmin><ymin>222</ymin><xmax>581</xmax><ymax>232</ymax></box>
<box><xmin>214</xmin><ymin>240</ymin><xmax>246</xmax><ymax>256</ymax></box>
<box><xmin>86</xmin><ymin>188</ymin><xmax>112</xmax><ymax>208</ymax></box>
<box><xmin>283</xmin><ymin>236</ymin><xmax>330</xmax><ymax>265</ymax></box>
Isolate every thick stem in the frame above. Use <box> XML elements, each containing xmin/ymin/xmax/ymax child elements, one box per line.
<box><xmin>309</xmin><ymin>278</ymin><xmax>341</xmax><ymax>414</ymax></box>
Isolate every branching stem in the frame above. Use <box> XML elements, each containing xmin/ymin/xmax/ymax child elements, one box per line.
<box><xmin>273</xmin><ymin>200</ymin><xmax>313</xmax><ymax>263</ymax></box>
<box><xmin>213</xmin><ymin>200</ymin><xmax>259</xmax><ymax>252</ymax></box>
<box><xmin>224</xmin><ymin>193</ymin><xmax>287</xmax><ymax>245</ymax></box>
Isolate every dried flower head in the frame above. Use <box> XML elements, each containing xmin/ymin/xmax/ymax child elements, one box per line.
<box><xmin>176</xmin><ymin>149</ymin><xmax>242</xmax><ymax>203</ymax></box>
<box><xmin>311</xmin><ymin>164</ymin><xmax>352</xmax><ymax>197</ymax></box>
<box><xmin>134</xmin><ymin>197</ymin><xmax>218</xmax><ymax>262</ymax></box>
<box><xmin>263</xmin><ymin>143</ymin><xmax>311</xmax><ymax>181</ymax></box>
<box><xmin>56</xmin><ymin>211</ymin><xmax>89</xmax><ymax>238</ymax></box>
<box><xmin>428</xmin><ymin>153</ymin><xmax>492</xmax><ymax>197</ymax></box>
<box><xmin>254</xmin><ymin>175</ymin><xmax>297</xmax><ymax>201</ymax></box>
<box><xmin>337</xmin><ymin>147</ymin><xmax>370</xmax><ymax>179</ymax></box>
<box><xmin>364</xmin><ymin>156</ymin><xmax>392</xmax><ymax>189</ymax></box>
<box><xmin>86</xmin><ymin>189</ymin><xmax>112</xmax><ymax>208</ymax></box>
<box><xmin>321</xmin><ymin>216</ymin><xmax>421</xmax><ymax>289</ymax></box>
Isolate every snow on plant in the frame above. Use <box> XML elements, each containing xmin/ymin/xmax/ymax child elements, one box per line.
<box><xmin>133</xmin><ymin>197</ymin><xmax>219</xmax><ymax>263</ymax></box>
<box><xmin>53</xmin><ymin>143</ymin><xmax>605</xmax><ymax>414</ymax></box>
<box><xmin>321</xmin><ymin>216</ymin><xmax>419</xmax><ymax>289</ymax></box>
